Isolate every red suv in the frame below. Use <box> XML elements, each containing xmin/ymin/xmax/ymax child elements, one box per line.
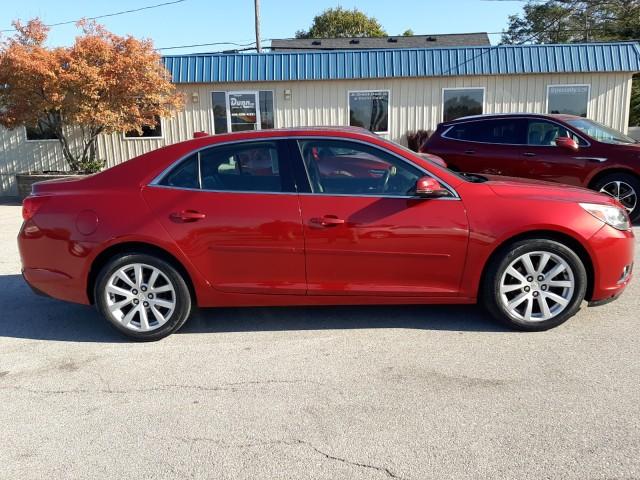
<box><xmin>421</xmin><ymin>114</ymin><xmax>640</xmax><ymax>221</ymax></box>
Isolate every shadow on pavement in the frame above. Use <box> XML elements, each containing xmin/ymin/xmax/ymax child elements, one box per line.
<box><xmin>0</xmin><ymin>274</ymin><xmax>121</xmax><ymax>343</ymax></box>
<box><xmin>183</xmin><ymin>304</ymin><xmax>506</xmax><ymax>335</ymax></box>
<box><xmin>0</xmin><ymin>274</ymin><xmax>507</xmax><ymax>342</ymax></box>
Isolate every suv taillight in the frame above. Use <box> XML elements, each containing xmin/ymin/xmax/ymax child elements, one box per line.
<box><xmin>22</xmin><ymin>196</ymin><xmax>47</xmax><ymax>221</ymax></box>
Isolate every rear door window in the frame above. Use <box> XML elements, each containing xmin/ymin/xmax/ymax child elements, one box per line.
<box><xmin>158</xmin><ymin>140</ymin><xmax>294</xmax><ymax>193</ymax></box>
<box><xmin>199</xmin><ymin>141</ymin><xmax>285</xmax><ymax>192</ymax></box>
<box><xmin>445</xmin><ymin>119</ymin><xmax>526</xmax><ymax>144</ymax></box>
<box><xmin>159</xmin><ymin>154</ymin><xmax>200</xmax><ymax>189</ymax></box>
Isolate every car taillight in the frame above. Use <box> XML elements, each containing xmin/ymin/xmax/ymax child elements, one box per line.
<box><xmin>22</xmin><ymin>196</ymin><xmax>47</xmax><ymax>221</ymax></box>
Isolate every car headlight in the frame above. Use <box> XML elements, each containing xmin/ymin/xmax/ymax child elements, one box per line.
<box><xmin>579</xmin><ymin>203</ymin><xmax>631</xmax><ymax>231</ymax></box>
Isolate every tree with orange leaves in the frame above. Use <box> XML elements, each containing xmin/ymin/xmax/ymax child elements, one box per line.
<box><xmin>0</xmin><ymin>19</ymin><xmax>184</xmax><ymax>172</ymax></box>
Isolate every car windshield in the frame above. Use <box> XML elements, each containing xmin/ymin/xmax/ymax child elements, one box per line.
<box><xmin>566</xmin><ymin>118</ymin><xmax>637</xmax><ymax>145</ymax></box>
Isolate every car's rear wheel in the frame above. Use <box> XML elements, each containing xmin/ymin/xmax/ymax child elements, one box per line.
<box><xmin>95</xmin><ymin>253</ymin><xmax>192</xmax><ymax>341</ymax></box>
<box><xmin>592</xmin><ymin>172</ymin><xmax>640</xmax><ymax>222</ymax></box>
<box><xmin>482</xmin><ymin>239</ymin><xmax>587</xmax><ymax>331</ymax></box>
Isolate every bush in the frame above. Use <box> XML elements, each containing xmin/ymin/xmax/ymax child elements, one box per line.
<box><xmin>406</xmin><ymin>130</ymin><xmax>432</xmax><ymax>152</ymax></box>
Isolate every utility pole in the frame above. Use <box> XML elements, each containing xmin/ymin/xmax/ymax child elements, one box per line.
<box><xmin>254</xmin><ymin>0</ymin><xmax>262</xmax><ymax>53</ymax></box>
<box><xmin>584</xmin><ymin>1</ymin><xmax>590</xmax><ymax>42</ymax></box>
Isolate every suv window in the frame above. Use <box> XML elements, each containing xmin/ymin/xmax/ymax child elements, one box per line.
<box><xmin>527</xmin><ymin>120</ymin><xmax>586</xmax><ymax>146</ymax></box>
<box><xmin>444</xmin><ymin>119</ymin><xmax>526</xmax><ymax>144</ymax></box>
<box><xmin>297</xmin><ymin>139</ymin><xmax>423</xmax><ymax>196</ymax></box>
<box><xmin>159</xmin><ymin>141</ymin><xmax>286</xmax><ymax>192</ymax></box>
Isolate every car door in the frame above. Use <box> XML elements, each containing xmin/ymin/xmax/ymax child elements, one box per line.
<box><xmin>143</xmin><ymin>139</ymin><xmax>306</xmax><ymax>295</ymax></box>
<box><xmin>438</xmin><ymin>118</ymin><xmax>528</xmax><ymax>177</ymax></box>
<box><xmin>518</xmin><ymin>119</ymin><xmax>589</xmax><ymax>185</ymax></box>
<box><xmin>294</xmin><ymin>138</ymin><xmax>469</xmax><ymax>297</ymax></box>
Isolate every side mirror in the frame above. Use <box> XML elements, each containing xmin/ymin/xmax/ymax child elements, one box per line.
<box><xmin>414</xmin><ymin>176</ymin><xmax>450</xmax><ymax>198</ymax></box>
<box><xmin>555</xmin><ymin>136</ymin><xmax>579</xmax><ymax>151</ymax></box>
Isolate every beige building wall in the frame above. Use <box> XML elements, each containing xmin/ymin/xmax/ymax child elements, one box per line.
<box><xmin>0</xmin><ymin>72</ymin><xmax>633</xmax><ymax>196</ymax></box>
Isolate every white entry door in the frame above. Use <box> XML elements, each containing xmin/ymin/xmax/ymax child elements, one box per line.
<box><xmin>226</xmin><ymin>91</ymin><xmax>261</xmax><ymax>132</ymax></box>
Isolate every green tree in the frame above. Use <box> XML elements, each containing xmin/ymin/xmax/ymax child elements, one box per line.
<box><xmin>501</xmin><ymin>0</ymin><xmax>640</xmax><ymax>125</ymax></box>
<box><xmin>295</xmin><ymin>7</ymin><xmax>387</xmax><ymax>38</ymax></box>
<box><xmin>402</xmin><ymin>29</ymin><xmax>415</xmax><ymax>36</ymax></box>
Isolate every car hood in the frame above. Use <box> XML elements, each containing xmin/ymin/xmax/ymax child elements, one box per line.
<box><xmin>485</xmin><ymin>175</ymin><xmax>617</xmax><ymax>206</ymax></box>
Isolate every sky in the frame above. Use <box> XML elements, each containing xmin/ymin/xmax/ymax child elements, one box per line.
<box><xmin>0</xmin><ymin>0</ymin><xmax>525</xmax><ymax>54</ymax></box>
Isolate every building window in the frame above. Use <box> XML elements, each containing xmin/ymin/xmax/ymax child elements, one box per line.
<box><xmin>125</xmin><ymin>115</ymin><xmax>163</xmax><ymax>138</ymax></box>
<box><xmin>212</xmin><ymin>91</ymin><xmax>228</xmax><ymax>134</ymax></box>
<box><xmin>212</xmin><ymin>90</ymin><xmax>275</xmax><ymax>134</ymax></box>
<box><xmin>259</xmin><ymin>91</ymin><xmax>275</xmax><ymax>130</ymax></box>
<box><xmin>547</xmin><ymin>85</ymin><xmax>589</xmax><ymax>117</ymax></box>
<box><xmin>25</xmin><ymin>112</ymin><xmax>60</xmax><ymax>141</ymax></box>
<box><xmin>442</xmin><ymin>88</ymin><xmax>484</xmax><ymax>122</ymax></box>
<box><xmin>348</xmin><ymin>90</ymin><xmax>389</xmax><ymax>133</ymax></box>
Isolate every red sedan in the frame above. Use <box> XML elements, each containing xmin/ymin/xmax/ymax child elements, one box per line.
<box><xmin>421</xmin><ymin>113</ymin><xmax>640</xmax><ymax>221</ymax></box>
<box><xmin>18</xmin><ymin>128</ymin><xmax>634</xmax><ymax>340</ymax></box>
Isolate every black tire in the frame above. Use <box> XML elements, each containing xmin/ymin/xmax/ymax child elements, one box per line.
<box><xmin>591</xmin><ymin>172</ymin><xmax>640</xmax><ymax>222</ymax></box>
<box><xmin>95</xmin><ymin>253</ymin><xmax>192</xmax><ymax>341</ymax></box>
<box><xmin>481</xmin><ymin>239</ymin><xmax>587</xmax><ymax>331</ymax></box>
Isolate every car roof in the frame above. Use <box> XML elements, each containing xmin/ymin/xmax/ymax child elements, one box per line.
<box><xmin>442</xmin><ymin>113</ymin><xmax>581</xmax><ymax>125</ymax></box>
<box><xmin>190</xmin><ymin>126</ymin><xmax>377</xmax><ymax>142</ymax></box>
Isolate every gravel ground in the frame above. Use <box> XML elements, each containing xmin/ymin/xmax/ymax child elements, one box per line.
<box><xmin>0</xmin><ymin>202</ymin><xmax>638</xmax><ymax>479</ymax></box>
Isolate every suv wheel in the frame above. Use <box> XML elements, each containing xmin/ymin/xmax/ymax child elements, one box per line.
<box><xmin>482</xmin><ymin>239</ymin><xmax>587</xmax><ymax>331</ymax></box>
<box><xmin>95</xmin><ymin>253</ymin><xmax>192</xmax><ymax>341</ymax></box>
<box><xmin>592</xmin><ymin>172</ymin><xmax>640</xmax><ymax>222</ymax></box>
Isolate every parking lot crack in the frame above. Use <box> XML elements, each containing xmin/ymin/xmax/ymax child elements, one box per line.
<box><xmin>0</xmin><ymin>379</ymin><xmax>322</xmax><ymax>396</ymax></box>
<box><xmin>152</xmin><ymin>435</ymin><xmax>407</xmax><ymax>479</ymax></box>
<box><xmin>290</xmin><ymin>439</ymin><xmax>407</xmax><ymax>480</ymax></box>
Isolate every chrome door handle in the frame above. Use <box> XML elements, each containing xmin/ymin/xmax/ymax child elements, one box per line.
<box><xmin>522</xmin><ymin>152</ymin><xmax>537</xmax><ymax>157</ymax></box>
<box><xmin>170</xmin><ymin>210</ymin><xmax>206</xmax><ymax>222</ymax></box>
<box><xmin>310</xmin><ymin>215</ymin><xmax>345</xmax><ymax>227</ymax></box>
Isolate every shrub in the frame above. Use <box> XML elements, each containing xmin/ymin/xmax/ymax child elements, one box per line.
<box><xmin>406</xmin><ymin>129</ymin><xmax>433</xmax><ymax>152</ymax></box>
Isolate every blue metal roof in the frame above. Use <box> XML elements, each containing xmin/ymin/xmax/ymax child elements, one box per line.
<box><xmin>163</xmin><ymin>42</ymin><xmax>640</xmax><ymax>84</ymax></box>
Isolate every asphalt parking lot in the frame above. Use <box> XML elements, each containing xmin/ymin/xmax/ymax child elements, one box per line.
<box><xmin>1</xmin><ymin>201</ymin><xmax>639</xmax><ymax>480</ymax></box>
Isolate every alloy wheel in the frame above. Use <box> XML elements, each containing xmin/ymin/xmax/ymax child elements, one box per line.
<box><xmin>104</xmin><ymin>263</ymin><xmax>176</xmax><ymax>332</ymax></box>
<box><xmin>598</xmin><ymin>180</ymin><xmax>638</xmax><ymax>213</ymax></box>
<box><xmin>499</xmin><ymin>251</ymin><xmax>575</xmax><ymax>322</ymax></box>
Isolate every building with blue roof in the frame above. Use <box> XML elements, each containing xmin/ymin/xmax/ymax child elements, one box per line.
<box><xmin>1</xmin><ymin>41</ymin><xmax>640</xmax><ymax>196</ymax></box>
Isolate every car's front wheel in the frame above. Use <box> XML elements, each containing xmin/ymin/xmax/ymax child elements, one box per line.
<box><xmin>482</xmin><ymin>239</ymin><xmax>587</xmax><ymax>331</ymax></box>
<box><xmin>95</xmin><ymin>253</ymin><xmax>192</xmax><ymax>341</ymax></box>
<box><xmin>592</xmin><ymin>172</ymin><xmax>640</xmax><ymax>222</ymax></box>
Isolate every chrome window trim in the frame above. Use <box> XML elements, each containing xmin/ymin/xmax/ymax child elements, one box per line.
<box><xmin>574</xmin><ymin>156</ymin><xmax>608</xmax><ymax>163</ymax></box>
<box><xmin>149</xmin><ymin>135</ymin><xmax>460</xmax><ymax>200</ymax></box>
<box><xmin>146</xmin><ymin>183</ymin><xmax>458</xmax><ymax>200</ymax></box>
<box><xmin>440</xmin><ymin>116</ymin><xmax>591</xmax><ymax>148</ymax></box>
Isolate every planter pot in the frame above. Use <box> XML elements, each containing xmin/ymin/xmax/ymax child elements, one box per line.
<box><xmin>15</xmin><ymin>172</ymin><xmax>84</xmax><ymax>200</ymax></box>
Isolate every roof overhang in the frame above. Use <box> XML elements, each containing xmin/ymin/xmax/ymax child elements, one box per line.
<box><xmin>163</xmin><ymin>42</ymin><xmax>640</xmax><ymax>84</ymax></box>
